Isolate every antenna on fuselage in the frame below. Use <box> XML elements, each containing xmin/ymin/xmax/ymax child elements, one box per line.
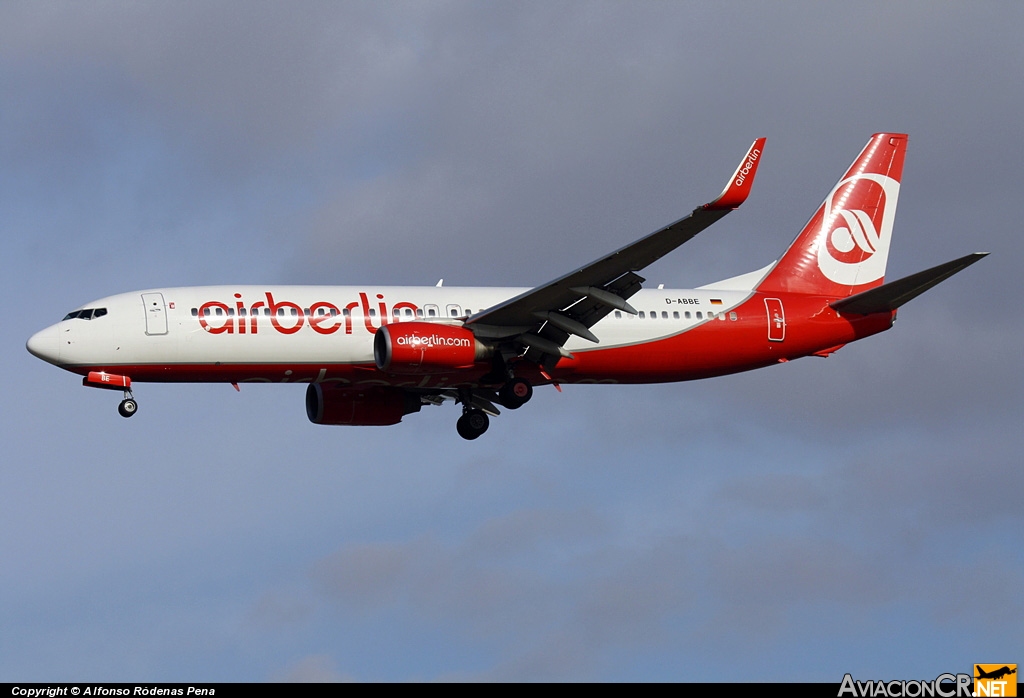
<box><xmin>436</xmin><ymin>279</ymin><xmax>444</xmax><ymax>287</ymax></box>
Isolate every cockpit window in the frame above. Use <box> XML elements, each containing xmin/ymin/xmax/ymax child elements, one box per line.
<box><xmin>62</xmin><ymin>307</ymin><xmax>107</xmax><ymax>321</ymax></box>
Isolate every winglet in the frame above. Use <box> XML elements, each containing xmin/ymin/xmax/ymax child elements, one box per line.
<box><xmin>703</xmin><ymin>137</ymin><xmax>766</xmax><ymax>211</ymax></box>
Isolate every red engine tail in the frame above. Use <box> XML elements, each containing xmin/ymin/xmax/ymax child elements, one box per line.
<box><xmin>758</xmin><ymin>133</ymin><xmax>908</xmax><ymax>297</ymax></box>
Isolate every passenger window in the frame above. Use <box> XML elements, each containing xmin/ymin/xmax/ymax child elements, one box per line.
<box><xmin>639</xmin><ymin>311</ymin><xmax>645</xmax><ymax>319</ymax></box>
<box><xmin>673</xmin><ymin>311</ymin><xmax>679</xmax><ymax>319</ymax></box>
<box><xmin>227</xmin><ymin>308</ymin><xmax>234</xmax><ymax>316</ymax></box>
<box><xmin>614</xmin><ymin>311</ymin><xmax>622</xmax><ymax>319</ymax></box>
<box><xmin>684</xmin><ymin>311</ymin><xmax>691</xmax><ymax>319</ymax></box>
<box><xmin>369</xmin><ymin>309</ymin><xmax>376</xmax><ymax>317</ymax></box>
<box><xmin>662</xmin><ymin>311</ymin><xmax>668</xmax><ymax>319</ymax></box>
<box><xmin>416</xmin><ymin>308</ymin><xmax>424</xmax><ymax>318</ymax></box>
<box><xmin>191</xmin><ymin>308</ymin><xmax>198</xmax><ymax>317</ymax></box>
<box><xmin>730</xmin><ymin>312</ymin><xmax>738</xmax><ymax>321</ymax></box>
<box><xmin>215</xmin><ymin>308</ymin><xmax>224</xmax><ymax>317</ymax></box>
<box><xmin>696</xmin><ymin>311</ymin><xmax>703</xmax><ymax>319</ymax></box>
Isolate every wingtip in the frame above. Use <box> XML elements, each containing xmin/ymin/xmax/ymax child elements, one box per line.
<box><xmin>703</xmin><ymin>137</ymin><xmax>766</xmax><ymax>211</ymax></box>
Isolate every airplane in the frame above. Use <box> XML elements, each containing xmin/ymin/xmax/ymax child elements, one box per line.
<box><xmin>975</xmin><ymin>666</ymin><xmax>1017</xmax><ymax>681</ymax></box>
<box><xmin>26</xmin><ymin>133</ymin><xmax>986</xmax><ymax>440</ymax></box>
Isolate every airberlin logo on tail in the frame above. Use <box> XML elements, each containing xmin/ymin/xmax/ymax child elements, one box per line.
<box><xmin>816</xmin><ymin>173</ymin><xmax>900</xmax><ymax>286</ymax></box>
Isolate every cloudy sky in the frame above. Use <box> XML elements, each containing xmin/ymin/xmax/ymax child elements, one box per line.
<box><xmin>2</xmin><ymin>1</ymin><xmax>1021</xmax><ymax>682</ymax></box>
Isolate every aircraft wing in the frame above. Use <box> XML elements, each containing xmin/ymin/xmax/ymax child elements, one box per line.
<box><xmin>466</xmin><ymin>138</ymin><xmax>766</xmax><ymax>365</ymax></box>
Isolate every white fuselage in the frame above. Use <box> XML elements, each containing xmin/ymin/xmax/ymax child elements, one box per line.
<box><xmin>30</xmin><ymin>284</ymin><xmax>754</xmax><ymax>384</ymax></box>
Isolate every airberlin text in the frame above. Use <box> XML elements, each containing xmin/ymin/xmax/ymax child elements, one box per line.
<box><xmin>198</xmin><ymin>291</ymin><xmax>420</xmax><ymax>336</ymax></box>
<box><xmin>735</xmin><ymin>148</ymin><xmax>761</xmax><ymax>186</ymax></box>
<box><xmin>395</xmin><ymin>334</ymin><xmax>471</xmax><ymax>348</ymax></box>
<box><xmin>838</xmin><ymin>673</ymin><xmax>972</xmax><ymax>698</ymax></box>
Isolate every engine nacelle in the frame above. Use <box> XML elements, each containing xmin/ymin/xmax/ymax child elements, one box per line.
<box><xmin>374</xmin><ymin>322</ymin><xmax>489</xmax><ymax>374</ymax></box>
<box><xmin>305</xmin><ymin>384</ymin><xmax>421</xmax><ymax>426</ymax></box>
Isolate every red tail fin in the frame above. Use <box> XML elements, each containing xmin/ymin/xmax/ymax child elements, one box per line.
<box><xmin>758</xmin><ymin>133</ymin><xmax>908</xmax><ymax>297</ymax></box>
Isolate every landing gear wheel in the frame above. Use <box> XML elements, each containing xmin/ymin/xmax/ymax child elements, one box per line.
<box><xmin>118</xmin><ymin>398</ymin><xmax>138</xmax><ymax>418</ymax></box>
<box><xmin>456</xmin><ymin>408</ymin><xmax>489</xmax><ymax>440</ymax></box>
<box><xmin>499</xmin><ymin>378</ymin><xmax>533</xmax><ymax>409</ymax></box>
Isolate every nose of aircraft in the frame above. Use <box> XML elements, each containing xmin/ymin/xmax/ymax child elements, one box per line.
<box><xmin>26</xmin><ymin>324</ymin><xmax>60</xmax><ymax>365</ymax></box>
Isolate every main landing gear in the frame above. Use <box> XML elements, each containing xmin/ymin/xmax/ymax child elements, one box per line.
<box><xmin>457</xmin><ymin>408</ymin><xmax>489</xmax><ymax>440</ymax></box>
<box><xmin>454</xmin><ymin>377</ymin><xmax>534</xmax><ymax>440</ymax></box>
<box><xmin>499</xmin><ymin>377</ymin><xmax>533</xmax><ymax>410</ymax></box>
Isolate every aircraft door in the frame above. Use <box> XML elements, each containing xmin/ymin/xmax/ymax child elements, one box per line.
<box><xmin>141</xmin><ymin>292</ymin><xmax>168</xmax><ymax>336</ymax></box>
<box><xmin>764</xmin><ymin>297</ymin><xmax>785</xmax><ymax>342</ymax></box>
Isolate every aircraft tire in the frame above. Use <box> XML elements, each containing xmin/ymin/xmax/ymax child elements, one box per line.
<box><xmin>499</xmin><ymin>378</ymin><xmax>533</xmax><ymax>409</ymax></box>
<box><xmin>457</xmin><ymin>409</ymin><xmax>489</xmax><ymax>440</ymax></box>
<box><xmin>118</xmin><ymin>399</ymin><xmax>138</xmax><ymax>418</ymax></box>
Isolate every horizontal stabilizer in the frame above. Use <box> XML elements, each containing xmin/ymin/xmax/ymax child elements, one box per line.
<box><xmin>830</xmin><ymin>252</ymin><xmax>988</xmax><ymax>315</ymax></box>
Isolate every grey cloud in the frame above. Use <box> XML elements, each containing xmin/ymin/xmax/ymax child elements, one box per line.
<box><xmin>270</xmin><ymin>654</ymin><xmax>353</xmax><ymax>682</ymax></box>
<box><xmin>312</xmin><ymin>540</ymin><xmax>414</xmax><ymax>608</ymax></box>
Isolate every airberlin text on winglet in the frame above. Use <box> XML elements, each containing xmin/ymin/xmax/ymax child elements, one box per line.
<box><xmin>734</xmin><ymin>147</ymin><xmax>761</xmax><ymax>187</ymax></box>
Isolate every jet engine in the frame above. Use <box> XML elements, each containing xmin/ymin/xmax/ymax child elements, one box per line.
<box><xmin>305</xmin><ymin>384</ymin><xmax>421</xmax><ymax>426</ymax></box>
<box><xmin>374</xmin><ymin>323</ymin><xmax>489</xmax><ymax>374</ymax></box>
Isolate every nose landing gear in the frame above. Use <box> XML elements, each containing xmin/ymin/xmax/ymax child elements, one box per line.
<box><xmin>82</xmin><ymin>371</ymin><xmax>137</xmax><ymax>418</ymax></box>
<box><xmin>118</xmin><ymin>392</ymin><xmax>138</xmax><ymax>418</ymax></box>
